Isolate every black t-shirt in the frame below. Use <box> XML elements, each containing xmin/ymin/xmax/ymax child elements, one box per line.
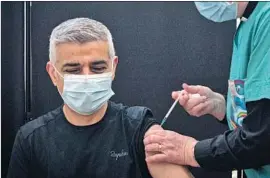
<box><xmin>7</xmin><ymin>101</ymin><xmax>158</xmax><ymax>178</ymax></box>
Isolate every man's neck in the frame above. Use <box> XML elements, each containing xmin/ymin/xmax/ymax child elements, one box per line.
<box><xmin>63</xmin><ymin>103</ymin><xmax>108</xmax><ymax>126</ymax></box>
<box><xmin>237</xmin><ymin>2</ymin><xmax>249</xmax><ymax>17</ymax></box>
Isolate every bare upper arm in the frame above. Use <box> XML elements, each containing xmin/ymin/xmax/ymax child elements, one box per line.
<box><xmin>145</xmin><ymin>125</ymin><xmax>194</xmax><ymax>178</ymax></box>
<box><xmin>146</xmin><ymin>154</ymin><xmax>194</xmax><ymax>178</ymax></box>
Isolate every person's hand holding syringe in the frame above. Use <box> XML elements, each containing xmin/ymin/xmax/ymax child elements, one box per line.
<box><xmin>161</xmin><ymin>91</ymin><xmax>201</xmax><ymax>126</ymax></box>
<box><xmin>161</xmin><ymin>83</ymin><xmax>226</xmax><ymax>125</ymax></box>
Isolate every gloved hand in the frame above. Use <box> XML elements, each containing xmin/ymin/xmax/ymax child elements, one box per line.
<box><xmin>172</xmin><ymin>83</ymin><xmax>226</xmax><ymax>120</ymax></box>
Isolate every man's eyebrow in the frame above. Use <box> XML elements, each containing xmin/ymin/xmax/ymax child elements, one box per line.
<box><xmin>91</xmin><ymin>60</ymin><xmax>108</xmax><ymax>66</ymax></box>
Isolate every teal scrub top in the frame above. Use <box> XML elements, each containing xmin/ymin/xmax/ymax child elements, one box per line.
<box><xmin>226</xmin><ymin>2</ymin><xmax>270</xmax><ymax>178</ymax></box>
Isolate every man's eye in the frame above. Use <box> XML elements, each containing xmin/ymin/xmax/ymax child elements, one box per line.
<box><xmin>64</xmin><ymin>69</ymin><xmax>80</xmax><ymax>74</ymax></box>
<box><xmin>92</xmin><ymin>67</ymin><xmax>106</xmax><ymax>73</ymax></box>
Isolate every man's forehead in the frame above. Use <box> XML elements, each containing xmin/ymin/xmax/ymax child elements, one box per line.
<box><xmin>55</xmin><ymin>41</ymin><xmax>110</xmax><ymax>63</ymax></box>
<box><xmin>56</xmin><ymin>41</ymin><xmax>109</xmax><ymax>53</ymax></box>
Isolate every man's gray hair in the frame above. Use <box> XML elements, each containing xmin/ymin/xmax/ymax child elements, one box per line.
<box><xmin>49</xmin><ymin>18</ymin><xmax>115</xmax><ymax>63</ymax></box>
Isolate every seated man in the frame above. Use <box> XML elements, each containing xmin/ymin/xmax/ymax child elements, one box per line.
<box><xmin>7</xmin><ymin>18</ymin><xmax>193</xmax><ymax>178</ymax></box>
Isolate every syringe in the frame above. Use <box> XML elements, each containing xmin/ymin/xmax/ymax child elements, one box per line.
<box><xmin>160</xmin><ymin>93</ymin><xmax>201</xmax><ymax>126</ymax></box>
<box><xmin>160</xmin><ymin>97</ymin><xmax>180</xmax><ymax>126</ymax></box>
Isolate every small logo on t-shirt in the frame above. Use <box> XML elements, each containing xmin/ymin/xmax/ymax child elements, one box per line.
<box><xmin>110</xmin><ymin>150</ymin><xmax>128</xmax><ymax>160</ymax></box>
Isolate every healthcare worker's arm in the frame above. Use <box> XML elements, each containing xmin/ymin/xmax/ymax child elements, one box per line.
<box><xmin>195</xmin><ymin>99</ymin><xmax>270</xmax><ymax>170</ymax></box>
<box><xmin>7</xmin><ymin>129</ymin><xmax>30</xmax><ymax>178</ymax></box>
<box><xmin>146</xmin><ymin>125</ymin><xmax>194</xmax><ymax>178</ymax></box>
<box><xmin>195</xmin><ymin>9</ymin><xmax>270</xmax><ymax>171</ymax></box>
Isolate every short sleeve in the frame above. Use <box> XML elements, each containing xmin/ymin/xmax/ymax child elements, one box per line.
<box><xmin>245</xmin><ymin>9</ymin><xmax>270</xmax><ymax>102</ymax></box>
<box><xmin>130</xmin><ymin>107</ymin><xmax>159</xmax><ymax>178</ymax></box>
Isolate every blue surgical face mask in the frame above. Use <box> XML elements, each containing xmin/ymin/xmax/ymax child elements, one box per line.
<box><xmin>54</xmin><ymin>63</ymin><xmax>115</xmax><ymax>115</ymax></box>
<box><xmin>194</xmin><ymin>2</ymin><xmax>238</xmax><ymax>22</ymax></box>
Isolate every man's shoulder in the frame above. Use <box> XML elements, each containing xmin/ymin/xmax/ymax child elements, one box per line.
<box><xmin>109</xmin><ymin>101</ymin><xmax>158</xmax><ymax>133</ymax></box>
<box><xmin>110</xmin><ymin>101</ymin><xmax>154</xmax><ymax>121</ymax></box>
<box><xmin>20</xmin><ymin>106</ymin><xmax>63</xmax><ymax>139</ymax></box>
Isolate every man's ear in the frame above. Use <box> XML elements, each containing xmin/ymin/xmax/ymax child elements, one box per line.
<box><xmin>46</xmin><ymin>61</ymin><xmax>57</xmax><ymax>86</ymax></box>
<box><xmin>112</xmin><ymin>56</ymin><xmax>118</xmax><ymax>81</ymax></box>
